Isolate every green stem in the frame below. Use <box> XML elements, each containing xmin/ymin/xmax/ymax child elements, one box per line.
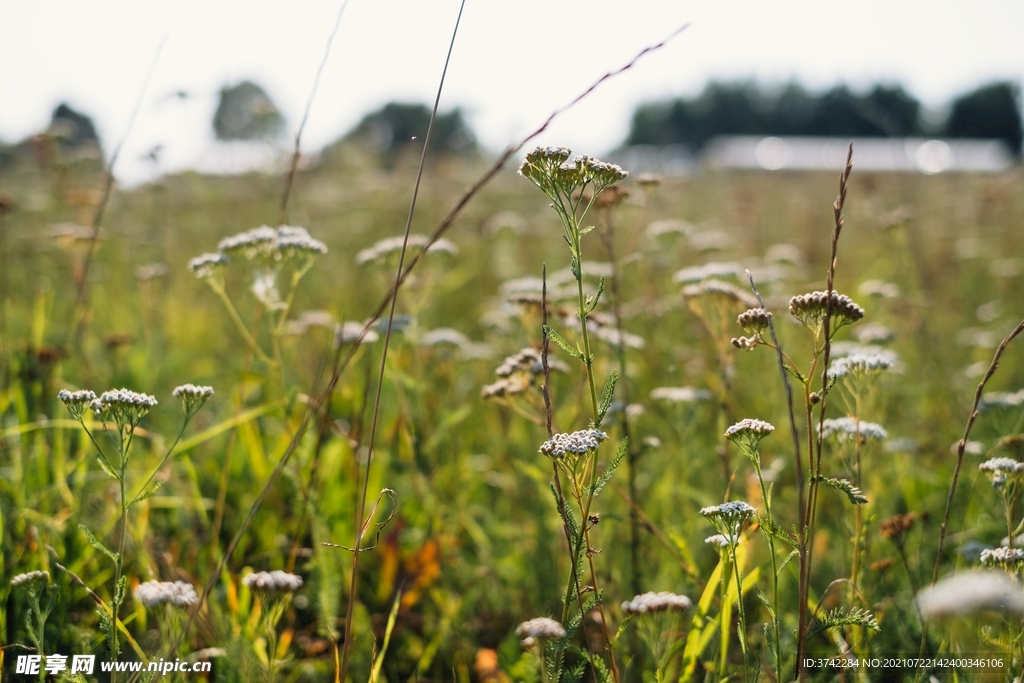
<box><xmin>210</xmin><ymin>282</ymin><xmax>274</xmax><ymax>365</ymax></box>
<box><xmin>755</xmin><ymin>459</ymin><xmax>782</xmax><ymax>675</ymax></box>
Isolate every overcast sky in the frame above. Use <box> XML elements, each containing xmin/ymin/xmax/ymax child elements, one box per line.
<box><xmin>2</xmin><ymin>0</ymin><xmax>1022</xmax><ymax>183</ymax></box>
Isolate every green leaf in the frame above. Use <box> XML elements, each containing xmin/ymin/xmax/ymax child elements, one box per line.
<box><xmin>543</xmin><ymin>325</ymin><xmax>583</xmax><ymax>360</ymax></box>
<box><xmin>95</xmin><ymin>453</ymin><xmax>119</xmax><ymax>481</ymax></box>
<box><xmin>807</xmin><ymin>607</ymin><xmax>879</xmax><ymax>640</ymax></box>
<box><xmin>783</xmin><ymin>362</ymin><xmax>804</xmax><ymax>383</ymax></box>
<box><xmin>815</xmin><ymin>476</ymin><xmax>868</xmax><ymax>505</ymax></box>
<box><xmin>128</xmin><ymin>479</ymin><xmax>163</xmax><ymax>508</ymax></box>
<box><xmin>596</xmin><ymin>370</ymin><xmax>618</xmax><ymax>426</ymax></box>
<box><xmin>579</xmin><ymin>225</ymin><xmax>595</xmax><ymax>237</ymax></box>
<box><xmin>590</xmin><ymin>438</ymin><xmax>627</xmax><ymax>498</ymax></box>
<box><xmin>79</xmin><ymin>524</ymin><xmax>119</xmax><ymax>564</ymax></box>
<box><xmin>754</xmin><ymin>585</ymin><xmax>775</xmax><ymax>618</ymax></box>
<box><xmin>778</xmin><ymin>549</ymin><xmax>799</xmax><ymax>577</ymax></box>
<box><xmin>584</xmin><ymin>276</ymin><xmax>605</xmax><ymax>314</ymax></box>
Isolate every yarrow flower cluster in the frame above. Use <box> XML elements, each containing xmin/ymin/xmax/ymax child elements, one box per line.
<box><xmin>820</xmin><ymin>417</ymin><xmax>887</xmax><ymax>443</ymax></box>
<box><xmin>134</xmin><ymin>580</ymin><xmax>199</xmax><ymax>608</ymax></box>
<box><xmin>172</xmin><ymin>384</ymin><xmax>214</xmax><ymax>417</ymax></box>
<box><xmin>10</xmin><ymin>570</ymin><xmax>50</xmax><ymax>594</ymax></box>
<box><xmin>979</xmin><ymin>457</ymin><xmax>1024</xmax><ymax>489</ymax></box>
<box><xmin>481</xmin><ymin>347</ymin><xmax>566</xmax><ymax>399</ymax></box>
<box><xmin>673</xmin><ymin>262</ymin><xmax>742</xmax><ymax>285</ymax></box>
<box><xmin>356</xmin><ymin>235</ymin><xmax>458</xmax><ymax>265</ymax></box>
<box><xmin>58</xmin><ymin>389</ymin><xmax>97</xmax><ymax>420</ymax></box>
<box><xmin>917</xmin><ymin>570</ymin><xmax>1024</xmax><ymax>619</ymax></box>
<box><xmin>725</xmin><ymin>418</ymin><xmax>775</xmax><ymax>446</ymax></box>
<box><xmin>980</xmin><ymin>389</ymin><xmax>1024</xmax><ymax>412</ymax></box>
<box><xmin>620</xmin><ymin>591</ymin><xmax>692</xmax><ymax>615</ymax></box>
<box><xmin>650</xmin><ymin>386</ymin><xmax>712</xmax><ymax>404</ymax></box>
<box><xmin>681</xmin><ymin>279</ymin><xmax>758</xmax><ymax>308</ymax></box>
<box><xmin>539</xmin><ymin>429</ymin><xmax>608</xmax><ymax>459</ymax></box>
<box><xmin>788</xmin><ymin>291</ymin><xmax>864</xmax><ymax>330</ymax></box>
<box><xmin>515</xmin><ymin>617</ymin><xmax>566</xmax><ymax>639</ymax></box>
<box><xmin>243</xmin><ymin>570</ymin><xmax>304</xmax><ymax>594</ymax></box>
<box><xmin>732</xmin><ymin>306</ymin><xmax>775</xmax><ymax>351</ymax></box>
<box><xmin>980</xmin><ymin>547</ymin><xmax>1024</xmax><ymax>570</ymax></box>
<box><xmin>700</xmin><ymin>501</ymin><xmax>757</xmax><ymax>526</ymax></box>
<box><xmin>518</xmin><ymin>147</ymin><xmax>627</xmax><ymax>198</ymax></box>
<box><xmin>829</xmin><ymin>352</ymin><xmax>895</xmax><ymax>380</ymax></box>
<box><xmin>705</xmin><ymin>534</ymin><xmax>735</xmax><ymax>549</ymax></box>
<box><xmin>90</xmin><ymin>388</ymin><xmax>158</xmax><ymax>428</ymax></box>
<box><xmin>187</xmin><ymin>252</ymin><xmax>229</xmax><ymax>280</ymax></box>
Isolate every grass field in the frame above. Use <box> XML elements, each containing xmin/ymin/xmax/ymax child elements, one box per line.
<box><xmin>2</xmin><ymin>140</ymin><xmax>1024</xmax><ymax>682</ymax></box>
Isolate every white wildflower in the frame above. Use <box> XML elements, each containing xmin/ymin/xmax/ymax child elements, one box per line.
<box><xmin>134</xmin><ymin>580</ymin><xmax>199</xmax><ymax>608</ymax></box>
<box><xmin>918</xmin><ymin>571</ymin><xmax>1024</xmax><ymax>618</ymax></box>
<box><xmin>621</xmin><ymin>591</ymin><xmax>692</xmax><ymax>615</ymax></box>
<box><xmin>515</xmin><ymin>617</ymin><xmax>566</xmax><ymax>639</ymax></box>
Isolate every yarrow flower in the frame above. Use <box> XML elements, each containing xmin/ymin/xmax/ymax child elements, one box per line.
<box><xmin>519</xmin><ymin>147</ymin><xmax>626</xmax><ymax>199</ymax></box>
<box><xmin>980</xmin><ymin>547</ymin><xmax>1024</xmax><ymax>570</ymax></box>
<box><xmin>188</xmin><ymin>253</ymin><xmax>229</xmax><ymax>280</ymax></box>
<box><xmin>172</xmin><ymin>384</ymin><xmax>214</xmax><ymax>417</ymax></box>
<box><xmin>828</xmin><ymin>352</ymin><xmax>895</xmax><ymax>380</ymax></box>
<box><xmin>979</xmin><ymin>457</ymin><xmax>1024</xmax><ymax>489</ymax></box>
<box><xmin>917</xmin><ymin>570</ymin><xmax>1024</xmax><ymax>619</ymax></box>
<box><xmin>788</xmin><ymin>291</ymin><xmax>864</xmax><ymax>331</ymax></box>
<box><xmin>736</xmin><ymin>307</ymin><xmax>773</xmax><ymax>335</ymax></box>
<box><xmin>725</xmin><ymin>418</ymin><xmax>775</xmax><ymax>447</ymax></box>
<box><xmin>243</xmin><ymin>570</ymin><xmax>303</xmax><ymax>594</ymax></box>
<box><xmin>58</xmin><ymin>388</ymin><xmax>97</xmax><ymax>421</ymax></box>
<box><xmin>356</xmin><ymin>235</ymin><xmax>458</xmax><ymax>265</ymax></box>
<box><xmin>650</xmin><ymin>386</ymin><xmax>712</xmax><ymax>404</ymax></box>
<box><xmin>705</xmin><ymin>534</ymin><xmax>736</xmax><ymax>549</ymax></box>
<box><xmin>681</xmin><ymin>279</ymin><xmax>758</xmax><ymax>309</ymax></box>
<box><xmin>217</xmin><ymin>226</ymin><xmax>279</xmax><ymax>260</ymax></box>
<box><xmin>515</xmin><ymin>617</ymin><xmax>566</xmax><ymax>639</ymax></box>
<box><xmin>10</xmin><ymin>570</ymin><xmax>50</xmax><ymax>594</ymax></box>
<box><xmin>673</xmin><ymin>262</ymin><xmax>742</xmax><ymax>285</ymax></box>
<box><xmin>621</xmin><ymin>591</ymin><xmax>692</xmax><ymax>615</ymax></box>
<box><xmin>820</xmin><ymin>417</ymin><xmax>887</xmax><ymax>443</ymax></box>
<box><xmin>980</xmin><ymin>389</ymin><xmax>1024</xmax><ymax>413</ymax></box>
<box><xmin>539</xmin><ymin>429</ymin><xmax>608</xmax><ymax>459</ymax></box>
<box><xmin>700</xmin><ymin>501</ymin><xmax>756</xmax><ymax>526</ymax></box>
<box><xmin>482</xmin><ymin>348</ymin><xmax>567</xmax><ymax>399</ymax></box>
<box><xmin>90</xmin><ymin>388</ymin><xmax>158</xmax><ymax>429</ymax></box>
<box><xmin>134</xmin><ymin>580</ymin><xmax>199</xmax><ymax>608</ymax></box>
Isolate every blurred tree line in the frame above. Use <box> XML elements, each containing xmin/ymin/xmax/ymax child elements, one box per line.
<box><xmin>626</xmin><ymin>81</ymin><xmax>1023</xmax><ymax>154</ymax></box>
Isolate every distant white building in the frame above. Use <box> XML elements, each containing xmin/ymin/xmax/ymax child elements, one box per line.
<box><xmin>703</xmin><ymin>136</ymin><xmax>1015</xmax><ymax>173</ymax></box>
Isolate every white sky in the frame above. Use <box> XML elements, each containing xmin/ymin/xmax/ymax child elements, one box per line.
<box><xmin>2</xmin><ymin>0</ymin><xmax>1022</xmax><ymax>184</ymax></box>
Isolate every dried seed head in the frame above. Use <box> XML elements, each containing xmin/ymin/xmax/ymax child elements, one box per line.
<box><xmin>515</xmin><ymin>617</ymin><xmax>566</xmax><ymax>639</ymax></box>
<box><xmin>621</xmin><ymin>591</ymin><xmax>692</xmax><ymax>615</ymax></box>
<box><xmin>880</xmin><ymin>512</ymin><xmax>918</xmax><ymax>541</ymax></box>
<box><xmin>736</xmin><ymin>307</ymin><xmax>773</xmax><ymax>335</ymax></box>
<box><xmin>134</xmin><ymin>580</ymin><xmax>199</xmax><ymax>608</ymax></box>
<box><xmin>788</xmin><ymin>291</ymin><xmax>864</xmax><ymax>330</ymax></box>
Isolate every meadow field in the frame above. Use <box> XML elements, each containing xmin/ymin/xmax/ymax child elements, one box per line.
<box><xmin>2</xmin><ymin>138</ymin><xmax>1024</xmax><ymax>682</ymax></box>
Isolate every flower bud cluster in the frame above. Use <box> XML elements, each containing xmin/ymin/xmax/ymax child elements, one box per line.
<box><xmin>789</xmin><ymin>291</ymin><xmax>864</xmax><ymax>330</ymax></box>
<box><xmin>10</xmin><ymin>570</ymin><xmax>50</xmax><ymax>593</ymax></box>
<box><xmin>58</xmin><ymin>389</ymin><xmax>98</xmax><ymax>420</ymax></box>
<box><xmin>172</xmin><ymin>384</ymin><xmax>215</xmax><ymax>416</ymax></box>
<box><xmin>134</xmin><ymin>580</ymin><xmax>199</xmax><ymax>607</ymax></box>
<box><xmin>980</xmin><ymin>547</ymin><xmax>1024</xmax><ymax>570</ymax></box>
<box><xmin>519</xmin><ymin>146</ymin><xmax>626</xmax><ymax>200</ymax></box>
<box><xmin>621</xmin><ymin>591</ymin><xmax>692</xmax><ymax>615</ymax></box>
<box><xmin>700</xmin><ymin>501</ymin><xmax>756</xmax><ymax>525</ymax></box>
<box><xmin>539</xmin><ymin>429</ymin><xmax>608</xmax><ymax>459</ymax></box>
